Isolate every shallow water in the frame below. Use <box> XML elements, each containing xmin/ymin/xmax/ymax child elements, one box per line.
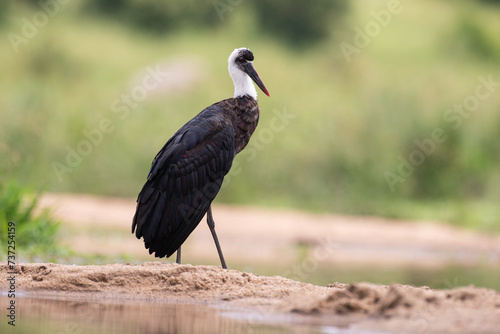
<box><xmin>0</xmin><ymin>295</ymin><xmax>384</xmax><ymax>334</ymax></box>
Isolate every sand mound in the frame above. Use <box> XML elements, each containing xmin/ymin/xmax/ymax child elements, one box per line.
<box><xmin>3</xmin><ymin>262</ymin><xmax>327</xmax><ymax>303</ymax></box>
<box><xmin>294</xmin><ymin>281</ymin><xmax>500</xmax><ymax>316</ymax></box>
<box><xmin>2</xmin><ymin>262</ymin><xmax>500</xmax><ymax>333</ymax></box>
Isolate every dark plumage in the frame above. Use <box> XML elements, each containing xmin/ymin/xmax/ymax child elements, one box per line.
<box><xmin>132</xmin><ymin>96</ymin><xmax>258</xmax><ymax>257</ymax></box>
<box><xmin>132</xmin><ymin>48</ymin><xmax>270</xmax><ymax>268</ymax></box>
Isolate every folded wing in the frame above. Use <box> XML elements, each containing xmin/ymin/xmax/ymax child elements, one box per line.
<box><xmin>132</xmin><ymin>108</ymin><xmax>235</xmax><ymax>258</ymax></box>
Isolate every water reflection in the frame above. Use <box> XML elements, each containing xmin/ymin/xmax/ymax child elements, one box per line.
<box><xmin>0</xmin><ymin>295</ymin><xmax>325</xmax><ymax>334</ymax></box>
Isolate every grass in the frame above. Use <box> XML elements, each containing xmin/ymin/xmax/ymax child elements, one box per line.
<box><xmin>0</xmin><ymin>180</ymin><xmax>64</xmax><ymax>261</ymax></box>
<box><xmin>1</xmin><ymin>0</ymin><xmax>500</xmax><ymax>234</ymax></box>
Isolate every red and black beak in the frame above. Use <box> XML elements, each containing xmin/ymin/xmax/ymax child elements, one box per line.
<box><xmin>242</xmin><ymin>62</ymin><xmax>270</xmax><ymax>97</ymax></box>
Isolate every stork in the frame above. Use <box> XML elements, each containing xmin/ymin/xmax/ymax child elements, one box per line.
<box><xmin>132</xmin><ymin>48</ymin><xmax>270</xmax><ymax>269</ymax></box>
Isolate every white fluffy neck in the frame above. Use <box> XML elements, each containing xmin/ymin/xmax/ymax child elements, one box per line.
<box><xmin>229</xmin><ymin>66</ymin><xmax>257</xmax><ymax>100</ymax></box>
<box><xmin>228</xmin><ymin>48</ymin><xmax>258</xmax><ymax>100</ymax></box>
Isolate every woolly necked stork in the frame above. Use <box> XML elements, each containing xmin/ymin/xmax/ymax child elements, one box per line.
<box><xmin>132</xmin><ymin>48</ymin><xmax>270</xmax><ymax>268</ymax></box>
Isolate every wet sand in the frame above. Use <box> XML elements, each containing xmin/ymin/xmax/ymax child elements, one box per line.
<box><xmin>1</xmin><ymin>262</ymin><xmax>500</xmax><ymax>333</ymax></box>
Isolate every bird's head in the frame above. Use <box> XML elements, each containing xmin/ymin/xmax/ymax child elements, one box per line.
<box><xmin>228</xmin><ymin>47</ymin><xmax>270</xmax><ymax>100</ymax></box>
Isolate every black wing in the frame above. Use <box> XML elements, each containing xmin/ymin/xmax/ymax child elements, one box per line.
<box><xmin>132</xmin><ymin>106</ymin><xmax>235</xmax><ymax>258</ymax></box>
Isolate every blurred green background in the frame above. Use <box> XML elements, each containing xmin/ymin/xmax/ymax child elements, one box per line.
<box><xmin>1</xmin><ymin>0</ymin><xmax>500</xmax><ymax>243</ymax></box>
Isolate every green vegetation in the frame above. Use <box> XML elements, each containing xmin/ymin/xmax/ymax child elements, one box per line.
<box><xmin>1</xmin><ymin>0</ymin><xmax>499</xmax><ymax>233</ymax></box>
<box><xmin>83</xmin><ymin>0</ymin><xmax>346</xmax><ymax>47</ymax></box>
<box><xmin>0</xmin><ymin>180</ymin><xmax>62</xmax><ymax>261</ymax></box>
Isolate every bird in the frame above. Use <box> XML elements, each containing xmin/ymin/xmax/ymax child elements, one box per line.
<box><xmin>132</xmin><ymin>47</ymin><xmax>270</xmax><ymax>269</ymax></box>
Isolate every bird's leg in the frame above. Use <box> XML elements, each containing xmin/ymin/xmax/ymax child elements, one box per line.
<box><xmin>176</xmin><ymin>246</ymin><xmax>181</xmax><ymax>264</ymax></box>
<box><xmin>207</xmin><ymin>205</ymin><xmax>228</xmax><ymax>269</ymax></box>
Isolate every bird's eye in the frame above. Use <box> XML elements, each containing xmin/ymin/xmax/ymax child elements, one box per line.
<box><xmin>239</xmin><ymin>57</ymin><xmax>244</xmax><ymax>62</ymax></box>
